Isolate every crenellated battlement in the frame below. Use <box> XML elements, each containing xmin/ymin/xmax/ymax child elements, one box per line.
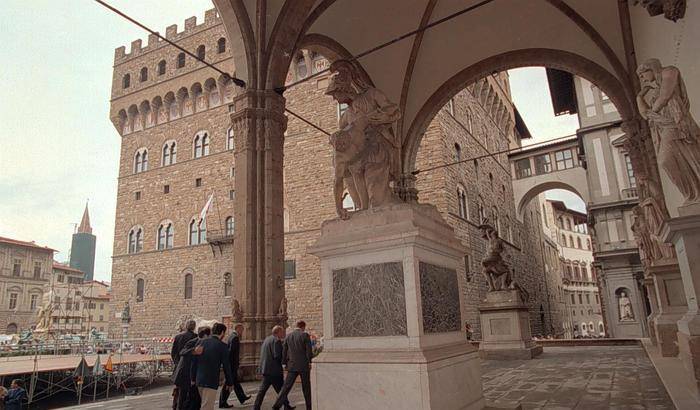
<box><xmin>114</xmin><ymin>8</ymin><xmax>221</xmax><ymax>63</ymax></box>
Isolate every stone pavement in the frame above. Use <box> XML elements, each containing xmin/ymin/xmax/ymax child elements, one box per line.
<box><xmin>62</xmin><ymin>345</ymin><xmax>673</xmax><ymax>409</ymax></box>
<box><xmin>482</xmin><ymin>346</ymin><xmax>673</xmax><ymax>409</ymax></box>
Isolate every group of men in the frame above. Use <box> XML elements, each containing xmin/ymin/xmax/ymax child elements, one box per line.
<box><xmin>171</xmin><ymin>320</ymin><xmax>313</xmax><ymax>410</ymax></box>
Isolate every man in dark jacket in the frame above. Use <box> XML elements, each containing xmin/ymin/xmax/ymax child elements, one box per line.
<box><xmin>219</xmin><ymin>324</ymin><xmax>250</xmax><ymax>408</ymax></box>
<box><xmin>191</xmin><ymin>323</ymin><xmax>234</xmax><ymax>410</ymax></box>
<box><xmin>172</xmin><ymin>326</ymin><xmax>210</xmax><ymax>409</ymax></box>
<box><xmin>272</xmin><ymin>320</ymin><xmax>313</xmax><ymax>410</ymax></box>
<box><xmin>171</xmin><ymin>320</ymin><xmax>197</xmax><ymax>409</ymax></box>
<box><xmin>252</xmin><ymin>326</ymin><xmax>295</xmax><ymax>410</ymax></box>
<box><xmin>4</xmin><ymin>379</ymin><xmax>27</xmax><ymax>410</ymax></box>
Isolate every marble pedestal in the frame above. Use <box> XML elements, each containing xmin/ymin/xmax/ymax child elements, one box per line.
<box><xmin>309</xmin><ymin>203</ymin><xmax>484</xmax><ymax>410</ymax></box>
<box><xmin>649</xmin><ymin>259</ymin><xmax>687</xmax><ymax>357</ymax></box>
<box><xmin>478</xmin><ymin>290</ymin><xmax>542</xmax><ymax>360</ymax></box>
<box><xmin>661</xmin><ymin>210</ymin><xmax>700</xmax><ymax>393</ymax></box>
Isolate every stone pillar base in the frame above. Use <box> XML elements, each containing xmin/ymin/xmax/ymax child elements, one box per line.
<box><xmin>677</xmin><ymin>331</ymin><xmax>700</xmax><ymax>393</ymax></box>
<box><xmin>478</xmin><ymin>290</ymin><xmax>542</xmax><ymax>360</ymax></box>
<box><xmin>312</xmin><ymin>344</ymin><xmax>484</xmax><ymax>410</ymax></box>
<box><xmin>309</xmin><ymin>203</ymin><xmax>485</xmax><ymax>410</ymax></box>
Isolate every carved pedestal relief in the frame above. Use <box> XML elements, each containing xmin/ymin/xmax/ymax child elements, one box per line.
<box><xmin>332</xmin><ymin>262</ymin><xmax>407</xmax><ymax>337</ymax></box>
<box><xmin>419</xmin><ymin>262</ymin><xmax>461</xmax><ymax>333</ymax></box>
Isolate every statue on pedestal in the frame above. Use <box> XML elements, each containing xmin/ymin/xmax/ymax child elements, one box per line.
<box><xmin>325</xmin><ymin>60</ymin><xmax>401</xmax><ymax>219</ymax></box>
<box><xmin>34</xmin><ymin>290</ymin><xmax>54</xmax><ymax>332</ymax></box>
<box><xmin>637</xmin><ymin>59</ymin><xmax>700</xmax><ymax>205</ymax></box>
<box><xmin>618</xmin><ymin>292</ymin><xmax>635</xmax><ymax>321</ymax></box>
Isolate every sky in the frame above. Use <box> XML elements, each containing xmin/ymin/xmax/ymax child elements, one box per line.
<box><xmin>0</xmin><ymin>2</ymin><xmax>584</xmax><ymax>284</ymax></box>
<box><xmin>0</xmin><ymin>0</ymin><xmax>212</xmax><ymax>282</ymax></box>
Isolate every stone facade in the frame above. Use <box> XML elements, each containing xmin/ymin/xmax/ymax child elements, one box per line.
<box><xmin>0</xmin><ymin>237</ymin><xmax>54</xmax><ymax>334</ymax></box>
<box><xmin>108</xmin><ymin>11</ymin><xmax>562</xmax><ymax>341</ymax></box>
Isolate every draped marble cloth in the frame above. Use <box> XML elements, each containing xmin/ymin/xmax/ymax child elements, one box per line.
<box><xmin>338</xmin><ymin>87</ymin><xmax>401</xmax><ymax>181</ymax></box>
<box><xmin>643</xmin><ymin>69</ymin><xmax>700</xmax><ymax>204</ymax></box>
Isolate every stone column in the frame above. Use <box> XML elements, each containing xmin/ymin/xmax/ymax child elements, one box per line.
<box><xmin>661</xmin><ymin>216</ymin><xmax>700</xmax><ymax>391</ymax></box>
<box><xmin>230</xmin><ymin>90</ymin><xmax>287</xmax><ymax>373</ymax></box>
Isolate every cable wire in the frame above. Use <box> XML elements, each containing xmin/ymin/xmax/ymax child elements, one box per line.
<box><xmin>93</xmin><ymin>0</ymin><xmax>245</xmax><ymax>87</ymax></box>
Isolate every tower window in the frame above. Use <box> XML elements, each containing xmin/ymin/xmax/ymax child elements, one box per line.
<box><xmin>128</xmin><ymin>226</ymin><xmax>144</xmax><ymax>254</ymax></box>
<box><xmin>122</xmin><ymin>73</ymin><xmax>130</xmax><ymax>89</ymax></box>
<box><xmin>217</xmin><ymin>37</ymin><xmax>226</xmax><ymax>53</ymax></box>
<box><xmin>177</xmin><ymin>52</ymin><xmax>185</xmax><ymax>69</ymax></box>
<box><xmin>226</xmin><ymin>216</ymin><xmax>234</xmax><ymax>236</ymax></box>
<box><xmin>158</xmin><ymin>60</ymin><xmax>166</xmax><ymax>75</ymax></box>
<box><xmin>184</xmin><ymin>273</ymin><xmax>193</xmax><ymax>299</ymax></box>
<box><xmin>140</xmin><ymin>67</ymin><xmax>148</xmax><ymax>82</ymax></box>
<box><xmin>196</xmin><ymin>45</ymin><xmax>205</xmax><ymax>60</ymax></box>
<box><xmin>136</xmin><ymin>278</ymin><xmax>144</xmax><ymax>302</ymax></box>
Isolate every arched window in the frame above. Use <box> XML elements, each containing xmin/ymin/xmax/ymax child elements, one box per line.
<box><xmin>565</xmin><ymin>218</ymin><xmax>572</xmax><ymax>231</ymax></box>
<box><xmin>176</xmin><ymin>52</ymin><xmax>186</xmax><ymax>68</ymax></box>
<box><xmin>158</xmin><ymin>60</ymin><xmax>166</xmax><ymax>75</ymax></box>
<box><xmin>128</xmin><ymin>226</ymin><xmax>143</xmax><ymax>254</ymax></box>
<box><xmin>226</xmin><ymin>127</ymin><xmax>235</xmax><ymax>150</ymax></box>
<box><xmin>196</xmin><ymin>45</ymin><xmax>206</xmax><ymax>60</ymax></box>
<box><xmin>122</xmin><ymin>73</ymin><xmax>130</xmax><ymax>89</ymax></box>
<box><xmin>162</xmin><ymin>141</ymin><xmax>177</xmax><ymax>166</ymax></box>
<box><xmin>568</xmin><ymin>235</ymin><xmax>574</xmax><ymax>248</ymax></box>
<box><xmin>140</xmin><ymin>67</ymin><xmax>148</xmax><ymax>82</ymax></box>
<box><xmin>184</xmin><ymin>273</ymin><xmax>193</xmax><ymax>299</ymax></box>
<box><xmin>587</xmin><ymin>239</ymin><xmax>592</xmax><ymax>250</ymax></box>
<box><xmin>457</xmin><ymin>185</ymin><xmax>468</xmax><ymax>219</ymax></box>
<box><xmin>136</xmin><ymin>278</ymin><xmax>145</xmax><ymax>302</ymax></box>
<box><xmin>217</xmin><ymin>37</ymin><xmax>226</xmax><ymax>53</ymax></box>
<box><xmin>134</xmin><ymin>148</ymin><xmax>148</xmax><ymax>173</ymax></box>
<box><xmin>189</xmin><ymin>218</ymin><xmax>207</xmax><ymax>245</ymax></box>
<box><xmin>157</xmin><ymin>222</ymin><xmax>174</xmax><ymax>250</ymax></box>
<box><xmin>225</xmin><ymin>216</ymin><xmax>234</xmax><ymax>236</ymax></box>
<box><xmin>477</xmin><ymin>196</ymin><xmax>486</xmax><ymax>223</ymax></box>
<box><xmin>576</xmin><ymin>237</ymin><xmax>582</xmax><ymax>249</ymax></box>
<box><xmin>454</xmin><ymin>143</ymin><xmax>461</xmax><ymax>162</ymax></box>
<box><xmin>193</xmin><ymin>131</ymin><xmax>209</xmax><ymax>158</ymax></box>
<box><xmin>574</xmin><ymin>265</ymin><xmax>581</xmax><ymax>280</ymax></box>
<box><xmin>223</xmin><ymin>272</ymin><xmax>232</xmax><ymax>297</ymax></box>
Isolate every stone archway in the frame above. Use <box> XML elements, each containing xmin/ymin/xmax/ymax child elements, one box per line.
<box><xmin>515</xmin><ymin>181</ymin><xmax>589</xmax><ymax>222</ymax></box>
<box><xmin>402</xmin><ymin>48</ymin><xmax>634</xmax><ymax>174</ymax></box>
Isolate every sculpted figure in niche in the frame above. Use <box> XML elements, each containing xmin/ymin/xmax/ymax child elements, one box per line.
<box><xmin>637</xmin><ymin>59</ymin><xmax>700</xmax><ymax>205</ymax></box>
<box><xmin>122</xmin><ymin>300</ymin><xmax>131</xmax><ymax>323</ymax></box>
<box><xmin>325</xmin><ymin>60</ymin><xmax>401</xmax><ymax>219</ymax></box>
<box><xmin>618</xmin><ymin>291</ymin><xmax>635</xmax><ymax>321</ymax></box>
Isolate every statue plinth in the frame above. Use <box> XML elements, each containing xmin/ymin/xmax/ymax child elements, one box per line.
<box><xmin>309</xmin><ymin>203</ymin><xmax>484</xmax><ymax>410</ymax></box>
<box><xmin>478</xmin><ymin>289</ymin><xmax>542</xmax><ymax>360</ymax></box>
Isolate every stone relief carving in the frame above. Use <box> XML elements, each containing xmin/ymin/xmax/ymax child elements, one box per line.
<box><xmin>332</xmin><ymin>262</ymin><xmax>407</xmax><ymax>337</ymax></box>
<box><xmin>325</xmin><ymin>60</ymin><xmax>401</xmax><ymax>219</ymax></box>
<box><xmin>419</xmin><ymin>262</ymin><xmax>460</xmax><ymax>333</ymax></box>
<box><xmin>634</xmin><ymin>0</ymin><xmax>686</xmax><ymax>21</ymax></box>
<box><xmin>618</xmin><ymin>291</ymin><xmax>635</xmax><ymax>321</ymax></box>
<box><xmin>637</xmin><ymin>59</ymin><xmax>700</xmax><ymax>206</ymax></box>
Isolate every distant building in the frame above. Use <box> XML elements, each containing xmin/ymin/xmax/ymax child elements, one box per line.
<box><xmin>0</xmin><ymin>236</ymin><xmax>55</xmax><ymax>334</ymax></box>
<box><xmin>542</xmin><ymin>200</ymin><xmax>604</xmax><ymax>338</ymax></box>
<box><xmin>70</xmin><ymin>204</ymin><xmax>97</xmax><ymax>281</ymax></box>
<box><xmin>48</xmin><ymin>264</ymin><xmax>111</xmax><ymax>335</ymax></box>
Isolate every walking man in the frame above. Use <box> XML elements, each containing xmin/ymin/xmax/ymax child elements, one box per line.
<box><xmin>253</xmin><ymin>326</ymin><xmax>295</xmax><ymax>410</ymax></box>
<box><xmin>172</xmin><ymin>320</ymin><xmax>197</xmax><ymax>409</ymax></box>
<box><xmin>190</xmin><ymin>323</ymin><xmax>234</xmax><ymax>410</ymax></box>
<box><xmin>219</xmin><ymin>324</ymin><xmax>251</xmax><ymax>407</ymax></box>
<box><xmin>272</xmin><ymin>320</ymin><xmax>313</xmax><ymax>410</ymax></box>
<box><xmin>172</xmin><ymin>326</ymin><xmax>209</xmax><ymax>409</ymax></box>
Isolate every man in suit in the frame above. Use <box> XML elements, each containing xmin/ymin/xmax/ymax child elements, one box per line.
<box><xmin>219</xmin><ymin>323</ymin><xmax>250</xmax><ymax>408</ymax></box>
<box><xmin>171</xmin><ymin>320</ymin><xmax>197</xmax><ymax>409</ymax></box>
<box><xmin>252</xmin><ymin>326</ymin><xmax>295</xmax><ymax>410</ymax></box>
<box><xmin>172</xmin><ymin>326</ymin><xmax>209</xmax><ymax>409</ymax></box>
<box><xmin>190</xmin><ymin>323</ymin><xmax>234</xmax><ymax>410</ymax></box>
<box><xmin>272</xmin><ymin>320</ymin><xmax>313</xmax><ymax>410</ymax></box>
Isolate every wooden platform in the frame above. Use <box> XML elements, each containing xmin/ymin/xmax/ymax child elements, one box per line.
<box><xmin>0</xmin><ymin>354</ymin><xmax>170</xmax><ymax>377</ymax></box>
